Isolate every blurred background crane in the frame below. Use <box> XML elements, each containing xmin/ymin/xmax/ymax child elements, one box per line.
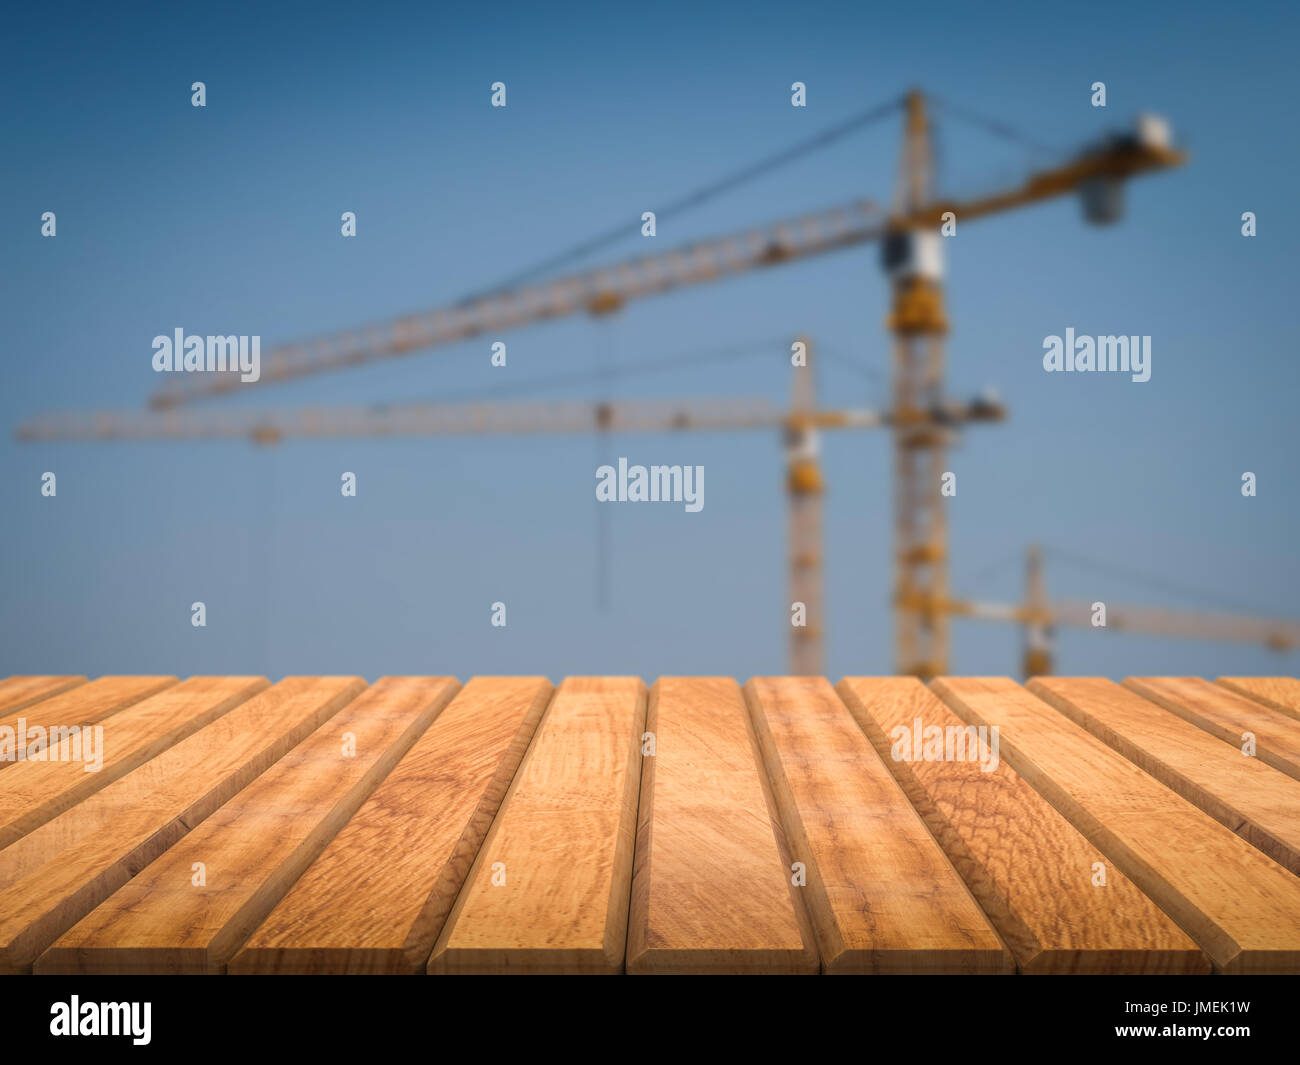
<box><xmin>18</xmin><ymin>88</ymin><xmax>1299</xmax><ymax>676</ymax></box>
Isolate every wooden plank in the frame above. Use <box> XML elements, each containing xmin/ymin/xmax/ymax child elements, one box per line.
<box><xmin>1217</xmin><ymin>677</ymin><xmax>1300</xmax><ymax>723</ymax></box>
<box><xmin>229</xmin><ymin>676</ymin><xmax>552</xmax><ymax>974</ymax></box>
<box><xmin>1032</xmin><ymin>677</ymin><xmax>1300</xmax><ymax>876</ymax></box>
<box><xmin>0</xmin><ymin>676</ymin><xmax>366</xmax><ymax>974</ymax></box>
<box><xmin>37</xmin><ymin>676</ymin><xmax>459</xmax><ymax>975</ymax></box>
<box><xmin>743</xmin><ymin>676</ymin><xmax>1010</xmax><ymax>974</ymax></box>
<box><xmin>0</xmin><ymin>676</ymin><xmax>87</xmax><ymax>715</ymax></box>
<box><xmin>626</xmin><ymin>677</ymin><xmax>817</xmax><ymax>974</ymax></box>
<box><xmin>933</xmin><ymin>677</ymin><xmax>1300</xmax><ymax>974</ymax></box>
<box><xmin>838</xmin><ymin>677</ymin><xmax>1208</xmax><ymax>974</ymax></box>
<box><xmin>0</xmin><ymin>676</ymin><xmax>268</xmax><ymax>848</ymax></box>
<box><xmin>0</xmin><ymin>676</ymin><xmax>176</xmax><ymax>772</ymax></box>
<box><xmin>428</xmin><ymin>676</ymin><xmax>646</xmax><ymax>974</ymax></box>
<box><xmin>1124</xmin><ymin>676</ymin><xmax>1300</xmax><ymax>781</ymax></box>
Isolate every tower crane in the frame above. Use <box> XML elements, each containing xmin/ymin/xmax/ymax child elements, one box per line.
<box><xmin>141</xmin><ymin>93</ymin><xmax>1183</xmax><ymax>412</ymax></box>
<box><xmin>18</xmin><ymin>89</ymin><xmax>1199</xmax><ymax>676</ymax></box>
<box><xmin>16</xmin><ymin>342</ymin><xmax>1005</xmax><ymax>675</ymax></box>
<box><xmin>944</xmin><ymin>544</ymin><xmax>1300</xmax><ymax>677</ymax></box>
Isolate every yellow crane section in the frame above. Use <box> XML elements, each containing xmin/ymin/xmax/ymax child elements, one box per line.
<box><xmin>883</xmin><ymin>92</ymin><xmax>1184</xmax><ymax>678</ymax></box>
<box><xmin>17</xmin><ymin>343</ymin><xmax>1005</xmax><ymax>677</ymax></box>
<box><xmin>16</xmin><ymin>396</ymin><xmax>886</xmax><ymax>443</ymax></box>
<box><xmin>146</xmin><ymin>100</ymin><xmax>1183</xmax><ymax>409</ymax></box>
<box><xmin>943</xmin><ymin>546</ymin><xmax>1300</xmax><ymax>676</ymax></box>
<box><xmin>21</xmin><ymin>89</ymin><xmax>1206</xmax><ymax>678</ymax></box>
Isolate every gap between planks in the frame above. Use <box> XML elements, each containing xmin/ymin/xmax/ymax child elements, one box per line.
<box><xmin>428</xmin><ymin>677</ymin><xmax>646</xmax><ymax>974</ymax></box>
<box><xmin>0</xmin><ymin>677</ymin><xmax>368</xmax><ymax>974</ymax></box>
<box><xmin>8</xmin><ymin>674</ymin><xmax>1300</xmax><ymax>976</ymax></box>
<box><xmin>0</xmin><ymin>676</ymin><xmax>176</xmax><ymax>774</ymax></box>
<box><xmin>1030</xmin><ymin>677</ymin><xmax>1300</xmax><ymax>876</ymax></box>
<box><xmin>231</xmin><ymin>677</ymin><xmax>553</xmax><ymax>974</ymax></box>
<box><xmin>627</xmin><ymin>677</ymin><xmax>818</xmax><ymax>974</ymax></box>
<box><xmin>932</xmin><ymin>677</ymin><xmax>1300</xmax><ymax>974</ymax></box>
<box><xmin>0</xmin><ymin>677</ymin><xmax>267</xmax><ymax>848</ymax></box>
<box><xmin>839</xmin><ymin>677</ymin><xmax>1208</xmax><ymax>974</ymax></box>
<box><xmin>37</xmin><ymin>677</ymin><xmax>458</xmax><ymax>975</ymax></box>
<box><xmin>745</xmin><ymin>676</ymin><xmax>1011</xmax><ymax>974</ymax></box>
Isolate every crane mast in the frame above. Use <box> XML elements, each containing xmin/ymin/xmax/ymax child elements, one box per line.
<box><xmin>786</xmin><ymin>337</ymin><xmax>824</xmax><ymax>675</ymax></box>
<box><xmin>888</xmin><ymin>90</ymin><xmax>951</xmax><ymax>679</ymax></box>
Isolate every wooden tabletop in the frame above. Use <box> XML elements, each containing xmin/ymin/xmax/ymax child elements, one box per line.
<box><xmin>3</xmin><ymin>672</ymin><xmax>1299</xmax><ymax>975</ymax></box>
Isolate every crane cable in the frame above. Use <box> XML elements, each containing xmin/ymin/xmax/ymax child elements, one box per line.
<box><xmin>453</xmin><ymin>95</ymin><xmax>904</xmax><ymax>304</ymax></box>
<box><xmin>456</xmin><ymin>91</ymin><xmax>1056</xmax><ymax>308</ymax></box>
<box><xmin>402</xmin><ymin>336</ymin><xmax>787</xmax><ymax>405</ymax></box>
<box><xmin>1041</xmin><ymin>547</ymin><xmax>1277</xmax><ymax>617</ymax></box>
<box><xmin>959</xmin><ymin>544</ymin><xmax>1285</xmax><ymax>628</ymax></box>
<box><xmin>962</xmin><ymin>547</ymin><xmax>1026</xmax><ymax>591</ymax></box>
<box><xmin>928</xmin><ymin>94</ymin><xmax>1062</xmax><ymax>158</ymax></box>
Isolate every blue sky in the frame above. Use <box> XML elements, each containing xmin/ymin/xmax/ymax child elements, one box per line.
<box><xmin>2</xmin><ymin>0</ymin><xmax>1297</xmax><ymax>681</ymax></box>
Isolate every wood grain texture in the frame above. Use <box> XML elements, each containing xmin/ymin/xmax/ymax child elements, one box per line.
<box><xmin>933</xmin><ymin>677</ymin><xmax>1300</xmax><ymax>974</ymax></box>
<box><xmin>1031</xmin><ymin>677</ymin><xmax>1300</xmax><ymax>876</ymax></box>
<box><xmin>230</xmin><ymin>676</ymin><xmax>552</xmax><ymax>974</ymax></box>
<box><xmin>838</xmin><ymin>677</ymin><xmax>1207</xmax><ymax>974</ymax></box>
<box><xmin>37</xmin><ymin>676</ymin><xmax>459</xmax><ymax>975</ymax></box>
<box><xmin>1217</xmin><ymin>677</ymin><xmax>1300</xmax><ymax>723</ymax></box>
<box><xmin>743</xmin><ymin>676</ymin><xmax>1010</xmax><ymax>974</ymax></box>
<box><xmin>428</xmin><ymin>676</ymin><xmax>646</xmax><ymax>974</ymax></box>
<box><xmin>627</xmin><ymin>677</ymin><xmax>817</xmax><ymax>974</ymax></box>
<box><xmin>0</xmin><ymin>676</ymin><xmax>87</xmax><ymax>716</ymax></box>
<box><xmin>1124</xmin><ymin>676</ymin><xmax>1300</xmax><ymax>781</ymax></box>
<box><xmin>0</xmin><ymin>676</ymin><xmax>366</xmax><ymax>974</ymax></box>
<box><xmin>0</xmin><ymin>676</ymin><xmax>267</xmax><ymax>848</ymax></box>
<box><xmin>0</xmin><ymin>676</ymin><xmax>175</xmax><ymax>773</ymax></box>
